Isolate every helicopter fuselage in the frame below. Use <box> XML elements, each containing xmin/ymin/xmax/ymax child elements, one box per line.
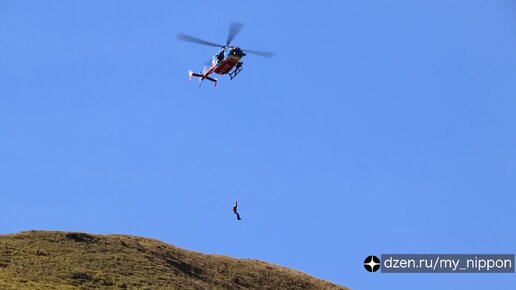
<box><xmin>189</xmin><ymin>46</ymin><xmax>246</xmax><ymax>85</ymax></box>
<box><xmin>214</xmin><ymin>54</ymin><xmax>241</xmax><ymax>74</ymax></box>
<box><xmin>213</xmin><ymin>46</ymin><xmax>245</xmax><ymax>75</ymax></box>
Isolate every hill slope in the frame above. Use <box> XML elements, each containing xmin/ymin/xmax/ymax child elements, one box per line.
<box><xmin>0</xmin><ymin>231</ymin><xmax>348</xmax><ymax>290</ymax></box>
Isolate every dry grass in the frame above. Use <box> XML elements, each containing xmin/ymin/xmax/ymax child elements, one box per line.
<box><xmin>0</xmin><ymin>231</ymin><xmax>348</xmax><ymax>290</ymax></box>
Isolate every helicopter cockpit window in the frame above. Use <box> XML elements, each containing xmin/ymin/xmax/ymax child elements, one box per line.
<box><xmin>230</xmin><ymin>48</ymin><xmax>243</xmax><ymax>56</ymax></box>
<box><xmin>215</xmin><ymin>51</ymin><xmax>224</xmax><ymax>64</ymax></box>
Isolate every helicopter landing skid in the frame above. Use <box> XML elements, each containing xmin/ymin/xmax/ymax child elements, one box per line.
<box><xmin>229</xmin><ymin>64</ymin><xmax>243</xmax><ymax>80</ymax></box>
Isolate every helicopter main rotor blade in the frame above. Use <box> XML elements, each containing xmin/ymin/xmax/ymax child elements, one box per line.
<box><xmin>244</xmin><ymin>49</ymin><xmax>275</xmax><ymax>58</ymax></box>
<box><xmin>177</xmin><ymin>33</ymin><xmax>224</xmax><ymax>48</ymax></box>
<box><xmin>226</xmin><ymin>22</ymin><xmax>244</xmax><ymax>46</ymax></box>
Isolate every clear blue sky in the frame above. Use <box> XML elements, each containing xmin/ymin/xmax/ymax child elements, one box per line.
<box><xmin>1</xmin><ymin>1</ymin><xmax>515</xmax><ymax>289</ymax></box>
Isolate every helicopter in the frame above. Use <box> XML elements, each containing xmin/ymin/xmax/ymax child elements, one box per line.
<box><xmin>177</xmin><ymin>22</ymin><xmax>274</xmax><ymax>86</ymax></box>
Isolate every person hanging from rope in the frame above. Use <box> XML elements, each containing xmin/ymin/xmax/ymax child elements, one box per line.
<box><xmin>233</xmin><ymin>200</ymin><xmax>241</xmax><ymax>220</ymax></box>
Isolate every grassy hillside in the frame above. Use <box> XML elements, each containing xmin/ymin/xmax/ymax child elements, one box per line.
<box><xmin>0</xmin><ymin>231</ymin><xmax>348</xmax><ymax>290</ymax></box>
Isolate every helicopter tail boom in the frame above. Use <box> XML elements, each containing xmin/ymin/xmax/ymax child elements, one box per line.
<box><xmin>188</xmin><ymin>70</ymin><xmax>217</xmax><ymax>87</ymax></box>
